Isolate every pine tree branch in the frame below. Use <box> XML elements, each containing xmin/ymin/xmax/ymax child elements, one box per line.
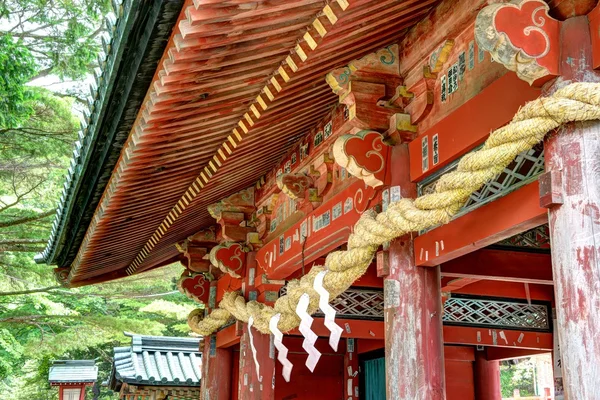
<box><xmin>0</xmin><ymin>210</ymin><xmax>55</xmax><ymax>227</ymax></box>
<box><xmin>0</xmin><ymin>239</ymin><xmax>48</xmax><ymax>245</ymax></box>
<box><xmin>0</xmin><ymin>286</ymin><xmax>60</xmax><ymax>296</ymax></box>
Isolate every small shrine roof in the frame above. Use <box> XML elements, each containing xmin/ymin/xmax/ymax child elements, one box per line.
<box><xmin>110</xmin><ymin>333</ymin><xmax>202</xmax><ymax>388</ymax></box>
<box><xmin>48</xmin><ymin>360</ymin><xmax>98</xmax><ymax>384</ymax></box>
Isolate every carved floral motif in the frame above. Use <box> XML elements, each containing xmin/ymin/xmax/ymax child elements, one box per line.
<box><xmin>177</xmin><ymin>271</ymin><xmax>210</xmax><ymax>304</ymax></box>
<box><xmin>333</xmin><ymin>130</ymin><xmax>389</xmax><ymax>187</ymax></box>
<box><xmin>209</xmin><ymin>242</ymin><xmax>246</xmax><ymax>278</ymax></box>
<box><xmin>475</xmin><ymin>0</ymin><xmax>560</xmax><ymax>85</ymax></box>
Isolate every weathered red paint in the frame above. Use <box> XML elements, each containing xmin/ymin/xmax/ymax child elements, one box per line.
<box><xmin>474</xmin><ymin>350</ymin><xmax>501</xmax><ymax>400</ymax></box>
<box><xmin>216</xmin><ymin>323</ymin><xmax>241</xmax><ymax>348</ymax></box>
<box><xmin>344</xmin><ymin>339</ymin><xmax>359</xmax><ymax>400</ymax></box>
<box><xmin>288</xmin><ymin>318</ymin><xmax>384</xmax><ymax>340</ymax></box>
<box><xmin>237</xmin><ymin>324</ymin><xmax>275</xmax><ymax>400</ymax></box>
<box><xmin>200</xmin><ymin>338</ymin><xmax>232</xmax><ymax>400</ymax></box>
<box><xmin>442</xmin><ymin>279</ymin><xmax>555</xmax><ymax>302</ymax></box>
<box><xmin>590</xmin><ymin>2</ymin><xmax>600</xmax><ymax>69</ymax></box>
<box><xmin>415</xmin><ymin>181</ymin><xmax>547</xmax><ymax>266</ymax></box>
<box><xmin>275</xmin><ymin>337</ymin><xmax>345</xmax><ymax>400</ymax></box>
<box><xmin>485</xmin><ymin>347</ymin><xmax>550</xmax><ymax>361</ymax></box>
<box><xmin>543</xmin><ymin>15</ymin><xmax>600</xmax><ymax>399</ymax></box>
<box><xmin>385</xmin><ymin>144</ymin><xmax>445</xmax><ymax>400</ymax></box>
<box><xmin>409</xmin><ymin>71</ymin><xmax>540</xmax><ymax>182</ymax></box>
<box><xmin>443</xmin><ymin>326</ymin><xmax>553</xmax><ymax>350</ymax></box>
<box><xmin>441</xmin><ymin>249</ymin><xmax>553</xmax><ymax>285</ymax></box>
<box><xmin>444</xmin><ymin>346</ymin><xmax>475</xmax><ymax>400</ymax></box>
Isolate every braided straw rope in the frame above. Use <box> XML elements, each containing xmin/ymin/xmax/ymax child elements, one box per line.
<box><xmin>188</xmin><ymin>82</ymin><xmax>600</xmax><ymax>336</ymax></box>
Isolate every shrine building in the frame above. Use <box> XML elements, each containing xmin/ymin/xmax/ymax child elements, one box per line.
<box><xmin>48</xmin><ymin>360</ymin><xmax>98</xmax><ymax>400</ymax></box>
<box><xmin>38</xmin><ymin>0</ymin><xmax>600</xmax><ymax>399</ymax></box>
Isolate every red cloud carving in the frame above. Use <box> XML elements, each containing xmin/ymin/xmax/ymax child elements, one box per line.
<box><xmin>178</xmin><ymin>272</ymin><xmax>210</xmax><ymax>304</ymax></box>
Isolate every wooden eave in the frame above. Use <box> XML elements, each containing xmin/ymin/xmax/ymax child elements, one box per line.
<box><xmin>64</xmin><ymin>0</ymin><xmax>443</xmax><ymax>286</ymax></box>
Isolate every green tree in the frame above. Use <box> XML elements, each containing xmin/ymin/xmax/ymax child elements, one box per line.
<box><xmin>0</xmin><ymin>0</ymin><xmax>111</xmax><ymax>82</ymax></box>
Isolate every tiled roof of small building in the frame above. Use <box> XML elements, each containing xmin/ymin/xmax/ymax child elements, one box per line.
<box><xmin>49</xmin><ymin>360</ymin><xmax>98</xmax><ymax>383</ymax></box>
<box><xmin>111</xmin><ymin>333</ymin><xmax>201</xmax><ymax>387</ymax></box>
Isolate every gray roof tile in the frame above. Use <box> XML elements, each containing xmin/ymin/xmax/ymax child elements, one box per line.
<box><xmin>111</xmin><ymin>333</ymin><xmax>201</xmax><ymax>387</ymax></box>
<box><xmin>49</xmin><ymin>360</ymin><xmax>98</xmax><ymax>383</ymax></box>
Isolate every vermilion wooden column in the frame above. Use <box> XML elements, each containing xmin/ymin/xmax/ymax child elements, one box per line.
<box><xmin>543</xmin><ymin>15</ymin><xmax>600</xmax><ymax>399</ymax></box>
<box><xmin>474</xmin><ymin>350</ymin><xmax>501</xmax><ymax>400</ymax></box>
<box><xmin>237</xmin><ymin>252</ymin><xmax>276</xmax><ymax>400</ymax></box>
<box><xmin>384</xmin><ymin>144</ymin><xmax>446</xmax><ymax>399</ymax></box>
<box><xmin>201</xmin><ymin>280</ymin><xmax>233</xmax><ymax>400</ymax></box>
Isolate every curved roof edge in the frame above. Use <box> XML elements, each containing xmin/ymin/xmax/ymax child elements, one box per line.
<box><xmin>37</xmin><ymin>0</ymin><xmax>185</xmax><ymax>269</ymax></box>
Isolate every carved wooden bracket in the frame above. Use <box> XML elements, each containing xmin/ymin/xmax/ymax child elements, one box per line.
<box><xmin>403</xmin><ymin>66</ymin><xmax>437</xmax><ymax>125</ymax></box>
<box><xmin>310</xmin><ymin>153</ymin><xmax>334</xmax><ymax>200</ymax></box>
<box><xmin>209</xmin><ymin>242</ymin><xmax>246</xmax><ymax>279</ymax></box>
<box><xmin>177</xmin><ymin>270</ymin><xmax>210</xmax><ymax>304</ymax></box>
<box><xmin>53</xmin><ymin>267</ymin><xmax>70</xmax><ymax>286</ymax></box>
<box><xmin>175</xmin><ymin>227</ymin><xmax>218</xmax><ymax>273</ymax></box>
<box><xmin>252</xmin><ymin>193</ymin><xmax>279</xmax><ymax>241</ymax></box>
<box><xmin>276</xmin><ymin>173</ymin><xmax>321</xmax><ymax>203</ymax></box>
<box><xmin>326</xmin><ymin>44</ymin><xmax>412</xmax><ymax>132</ymax></box>
<box><xmin>475</xmin><ymin>0</ymin><xmax>560</xmax><ymax>86</ymax></box>
<box><xmin>332</xmin><ymin>130</ymin><xmax>390</xmax><ymax>187</ymax></box>
<box><xmin>208</xmin><ymin>187</ymin><xmax>256</xmax><ymax>242</ymax></box>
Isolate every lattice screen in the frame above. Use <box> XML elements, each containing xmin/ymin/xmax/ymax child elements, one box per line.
<box><xmin>443</xmin><ymin>297</ymin><xmax>550</xmax><ymax>331</ymax></box>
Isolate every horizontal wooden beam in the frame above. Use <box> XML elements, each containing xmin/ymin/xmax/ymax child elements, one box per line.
<box><xmin>441</xmin><ymin>249</ymin><xmax>553</xmax><ymax>285</ymax></box>
<box><xmin>485</xmin><ymin>347</ymin><xmax>550</xmax><ymax>362</ymax></box>
<box><xmin>409</xmin><ymin>72</ymin><xmax>540</xmax><ymax>182</ymax></box>
<box><xmin>442</xmin><ymin>278</ymin><xmax>554</xmax><ymax>302</ymax></box>
<box><xmin>415</xmin><ymin>181</ymin><xmax>548</xmax><ymax>266</ymax></box>
<box><xmin>288</xmin><ymin>318</ymin><xmax>385</xmax><ymax>340</ymax></box>
<box><xmin>216</xmin><ymin>323</ymin><xmax>240</xmax><ymax>348</ymax></box>
<box><xmin>443</xmin><ymin>325</ymin><xmax>552</xmax><ymax>350</ymax></box>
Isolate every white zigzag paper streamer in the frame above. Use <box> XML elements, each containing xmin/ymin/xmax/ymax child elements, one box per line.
<box><xmin>313</xmin><ymin>270</ymin><xmax>344</xmax><ymax>351</ymax></box>
<box><xmin>247</xmin><ymin>316</ymin><xmax>263</xmax><ymax>382</ymax></box>
<box><xmin>296</xmin><ymin>293</ymin><xmax>321</xmax><ymax>372</ymax></box>
<box><xmin>269</xmin><ymin>313</ymin><xmax>293</xmax><ymax>382</ymax></box>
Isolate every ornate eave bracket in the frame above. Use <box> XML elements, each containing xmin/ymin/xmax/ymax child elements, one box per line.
<box><xmin>326</xmin><ymin>44</ymin><xmax>415</xmax><ymax>134</ymax></box>
<box><xmin>207</xmin><ymin>187</ymin><xmax>256</xmax><ymax>242</ymax></box>
<box><xmin>209</xmin><ymin>242</ymin><xmax>246</xmax><ymax>279</ymax></box>
<box><xmin>333</xmin><ymin>130</ymin><xmax>390</xmax><ymax>188</ymax></box>
<box><xmin>177</xmin><ymin>270</ymin><xmax>210</xmax><ymax>304</ymax></box>
<box><xmin>277</xmin><ymin>172</ymin><xmax>322</xmax><ymax>205</ymax></box>
<box><xmin>53</xmin><ymin>267</ymin><xmax>71</xmax><ymax>287</ymax></box>
<box><xmin>475</xmin><ymin>0</ymin><xmax>560</xmax><ymax>86</ymax></box>
<box><xmin>175</xmin><ymin>227</ymin><xmax>218</xmax><ymax>273</ymax></box>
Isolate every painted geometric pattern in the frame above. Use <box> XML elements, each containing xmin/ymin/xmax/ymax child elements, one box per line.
<box><xmin>279</xmin><ymin>287</ymin><xmax>385</xmax><ymax>320</ymax></box>
<box><xmin>443</xmin><ymin>297</ymin><xmax>550</xmax><ymax>331</ymax></box>
<box><xmin>279</xmin><ymin>288</ymin><xmax>550</xmax><ymax>331</ymax></box>
<box><xmin>418</xmin><ymin>143</ymin><xmax>544</xmax><ymax>220</ymax></box>
<box><xmin>495</xmin><ymin>224</ymin><xmax>550</xmax><ymax>250</ymax></box>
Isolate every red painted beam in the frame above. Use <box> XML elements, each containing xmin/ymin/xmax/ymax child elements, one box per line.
<box><xmin>444</xmin><ymin>325</ymin><xmax>553</xmax><ymax>351</ymax></box>
<box><xmin>415</xmin><ymin>181</ymin><xmax>548</xmax><ymax>266</ymax></box>
<box><xmin>409</xmin><ymin>72</ymin><xmax>540</xmax><ymax>182</ymax></box>
<box><xmin>443</xmin><ymin>325</ymin><xmax>553</xmax><ymax>350</ymax></box>
<box><xmin>485</xmin><ymin>347</ymin><xmax>550</xmax><ymax>362</ymax></box>
<box><xmin>287</xmin><ymin>318</ymin><xmax>384</xmax><ymax>340</ymax></box>
<box><xmin>444</xmin><ymin>345</ymin><xmax>475</xmax><ymax>361</ymax></box>
<box><xmin>216</xmin><ymin>323</ymin><xmax>241</xmax><ymax>348</ymax></box>
<box><xmin>442</xmin><ymin>279</ymin><xmax>555</xmax><ymax>302</ymax></box>
<box><xmin>441</xmin><ymin>249</ymin><xmax>553</xmax><ymax>285</ymax></box>
<box><xmin>590</xmin><ymin>2</ymin><xmax>600</xmax><ymax>70</ymax></box>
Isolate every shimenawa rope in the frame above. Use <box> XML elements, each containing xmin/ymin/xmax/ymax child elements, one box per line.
<box><xmin>188</xmin><ymin>82</ymin><xmax>600</xmax><ymax>336</ymax></box>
